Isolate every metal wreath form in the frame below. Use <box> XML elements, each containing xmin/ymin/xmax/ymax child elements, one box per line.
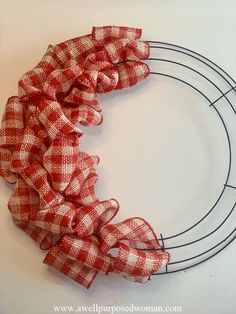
<box><xmin>0</xmin><ymin>26</ymin><xmax>235</xmax><ymax>289</ymax></box>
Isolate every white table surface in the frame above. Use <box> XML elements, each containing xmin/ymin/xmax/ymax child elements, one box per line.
<box><xmin>0</xmin><ymin>1</ymin><xmax>236</xmax><ymax>313</ymax></box>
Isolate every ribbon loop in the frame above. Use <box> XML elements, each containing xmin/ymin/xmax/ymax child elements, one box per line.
<box><xmin>113</xmin><ymin>242</ymin><xmax>169</xmax><ymax>283</ymax></box>
<box><xmin>99</xmin><ymin>217</ymin><xmax>160</xmax><ymax>253</ymax></box>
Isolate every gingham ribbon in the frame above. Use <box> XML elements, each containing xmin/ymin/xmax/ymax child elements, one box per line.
<box><xmin>0</xmin><ymin>26</ymin><xmax>170</xmax><ymax>288</ymax></box>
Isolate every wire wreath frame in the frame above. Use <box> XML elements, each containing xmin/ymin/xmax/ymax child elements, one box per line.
<box><xmin>145</xmin><ymin>41</ymin><xmax>236</xmax><ymax>275</ymax></box>
<box><xmin>1</xmin><ymin>28</ymin><xmax>235</xmax><ymax>286</ymax></box>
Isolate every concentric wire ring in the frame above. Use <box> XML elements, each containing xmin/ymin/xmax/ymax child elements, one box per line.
<box><xmin>145</xmin><ymin>41</ymin><xmax>236</xmax><ymax>274</ymax></box>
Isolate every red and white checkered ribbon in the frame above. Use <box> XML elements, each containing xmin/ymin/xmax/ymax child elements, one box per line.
<box><xmin>0</xmin><ymin>26</ymin><xmax>170</xmax><ymax>288</ymax></box>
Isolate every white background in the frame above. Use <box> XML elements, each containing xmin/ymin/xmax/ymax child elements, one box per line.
<box><xmin>0</xmin><ymin>1</ymin><xmax>236</xmax><ymax>314</ymax></box>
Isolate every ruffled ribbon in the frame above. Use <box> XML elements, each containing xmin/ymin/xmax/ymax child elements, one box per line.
<box><xmin>0</xmin><ymin>26</ymin><xmax>170</xmax><ymax>288</ymax></box>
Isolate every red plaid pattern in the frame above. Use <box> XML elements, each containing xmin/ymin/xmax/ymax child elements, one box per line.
<box><xmin>92</xmin><ymin>26</ymin><xmax>142</xmax><ymax>42</ymax></box>
<box><xmin>114</xmin><ymin>243</ymin><xmax>169</xmax><ymax>283</ymax></box>
<box><xmin>99</xmin><ymin>217</ymin><xmax>161</xmax><ymax>251</ymax></box>
<box><xmin>74</xmin><ymin>199</ymin><xmax>119</xmax><ymax>237</ymax></box>
<box><xmin>43</xmin><ymin>135</ymin><xmax>81</xmax><ymax>192</ymax></box>
<box><xmin>0</xmin><ymin>26</ymin><xmax>170</xmax><ymax>288</ymax></box>
<box><xmin>44</xmin><ymin>245</ymin><xmax>97</xmax><ymax>288</ymax></box>
<box><xmin>0</xmin><ymin>96</ymin><xmax>24</xmax><ymax>148</ymax></box>
<box><xmin>0</xmin><ymin>148</ymin><xmax>17</xmax><ymax>183</ymax></box>
<box><xmin>36</xmin><ymin>100</ymin><xmax>83</xmax><ymax>140</ymax></box>
<box><xmin>64</xmin><ymin>152</ymin><xmax>100</xmax><ymax>197</ymax></box>
<box><xmin>8</xmin><ymin>177</ymin><xmax>40</xmax><ymax>221</ymax></box>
